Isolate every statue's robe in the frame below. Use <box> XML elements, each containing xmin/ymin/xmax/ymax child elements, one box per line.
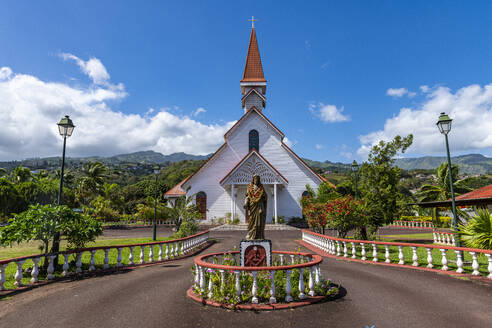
<box><xmin>245</xmin><ymin>183</ymin><xmax>267</xmax><ymax>240</ymax></box>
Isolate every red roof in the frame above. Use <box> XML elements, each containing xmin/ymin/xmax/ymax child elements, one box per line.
<box><xmin>164</xmin><ymin>179</ymin><xmax>186</xmax><ymax>197</ymax></box>
<box><xmin>241</xmin><ymin>28</ymin><xmax>266</xmax><ymax>83</ymax></box>
<box><xmin>455</xmin><ymin>184</ymin><xmax>492</xmax><ymax>200</ymax></box>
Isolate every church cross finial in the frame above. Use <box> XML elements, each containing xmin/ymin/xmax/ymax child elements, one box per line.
<box><xmin>249</xmin><ymin>16</ymin><xmax>258</xmax><ymax>28</ymax></box>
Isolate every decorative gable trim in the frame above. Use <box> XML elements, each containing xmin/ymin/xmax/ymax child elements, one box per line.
<box><xmin>220</xmin><ymin>149</ymin><xmax>288</xmax><ymax>186</ymax></box>
<box><xmin>223</xmin><ymin>106</ymin><xmax>284</xmax><ymax>141</ymax></box>
<box><xmin>241</xmin><ymin>88</ymin><xmax>266</xmax><ymax>104</ymax></box>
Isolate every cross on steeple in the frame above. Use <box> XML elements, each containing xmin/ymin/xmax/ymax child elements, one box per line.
<box><xmin>248</xmin><ymin>16</ymin><xmax>258</xmax><ymax>29</ymax></box>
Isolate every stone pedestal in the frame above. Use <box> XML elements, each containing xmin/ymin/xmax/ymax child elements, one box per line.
<box><xmin>240</xmin><ymin>239</ymin><xmax>272</xmax><ymax>267</ymax></box>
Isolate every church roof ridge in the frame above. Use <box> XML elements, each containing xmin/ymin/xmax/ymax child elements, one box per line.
<box><xmin>241</xmin><ymin>27</ymin><xmax>266</xmax><ymax>83</ymax></box>
<box><xmin>223</xmin><ymin>106</ymin><xmax>284</xmax><ymax>140</ymax></box>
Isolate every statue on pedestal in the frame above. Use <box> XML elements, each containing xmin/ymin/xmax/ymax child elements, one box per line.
<box><xmin>244</xmin><ymin>174</ymin><xmax>267</xmax><ymax>240</ymax></box>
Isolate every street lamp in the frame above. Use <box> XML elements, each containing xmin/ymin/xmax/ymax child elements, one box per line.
<box><xmin>436</xmin><ymin>112</ymin><xmax>460</xmax><ymax>247</ymax></box>
<box><xmin>351</xmin><ymin>160</ymin><xmax>359</xmax><ymax>200</ymax></box>
<box><xmin>53</xmin><ymin>115</ymin><xmax>75</xmax><ymax>256</ymax></box>
<box><xmin>153</xmin><ymin>165</ymin><xmax>160</xmax><ymax>241</ymax></box>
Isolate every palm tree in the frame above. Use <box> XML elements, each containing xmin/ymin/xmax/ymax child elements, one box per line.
<box><xmin>0</xmin><ymin>168</ymin><xmax>7</xmax><ymax>177</ymax></box>
<box><xmin>10</xmin><ymin>165</ymin><xmax>32</xmax><ymax>184</ymax></box>
<box><xmin>458</xmin><ymin>209</ymin><xmax>492</xmax><ymax>249</ymax></box>
<box><xmin>167</xmin><ymin>192</ymin><xmax>200</xmax><ymax>231</ymax></box>
<box><xmin>77</xmin><ymin>161</ymin><xmax>108</xmax><ymax>205</ymax></box>
<box><xmin>417</xmin><ymin>162</ymin><xmax>471</xmax><ymax>226</ymax></box>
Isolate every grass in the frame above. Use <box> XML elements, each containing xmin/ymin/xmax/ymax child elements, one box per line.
<box><xmin>0</xmin><ymin>236</ymin><xmax>181</xmax><ymax>291</ymax></box>
<box><xmin>379</xmin><ymin>233</ymin><xmax>434</xmax><ymax>240</ymax></box>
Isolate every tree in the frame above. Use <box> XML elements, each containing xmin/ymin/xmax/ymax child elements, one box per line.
<box><xmin>0</xmin><ymin>178</ymin><xmax>23</xmax><ymax>221</ymax></box>
<box><xmin>0</xmin><ymin>205</ymin><xmax>103</xmax><ymax>259</ymax></box>
<box><xmin>359</xmin><ymin>135</ymin><xmax>413</xmax><ymax>238</ymax></box>
<box><xmin>458</xmin><ymin>209</ymin><xmax>492</xmax><ymax>250</ymax></box>
<box><xmin>11</xmin><ymin>165</ymin><xmax>32</xmax><ymax>184</ymax></box>
<box><xmin>416</xmin><ymin>162</ymin><xmax>471</xmax><ymax>226</ymax></box>
<box><xmin>167</xmin><ymin>192</ymin><xmax>201</xmax><ymax>232</ymax></box>
<box><xmin>77</xmin><ymin>161</ymin><xmax>108</xmax><ymax>205</ymax></box>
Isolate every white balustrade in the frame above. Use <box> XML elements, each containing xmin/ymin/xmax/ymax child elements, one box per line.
<box><xmin>62</xmin><ymin>254</ymin><xmax>70</xmax><ymax>276</ymax></box>
<box><xmin>384</xmin><ymin>245</ymin><xmax>390</xmax><ymax>263</ymax></box>
<box><xmin>251</xmin><ymin>271</ymin><xmax>258</xmax><ymax>303</ymax></box>
<box><xmin>149</xmin><ymin>246</ymin><xmax>154</xmax><ymax>263</ymax></box>
<box><xmin>455</xmin><ymin>250</ymin><xmax>464</xmax><ymax>274</ymax></box>
<box><xmin>0</xmin><ymin>264</ymin><xmax>7</xmax><ymax>290</ymax></box>
<box><xmin>31</xmin><ymin>257</ymin><xmax>40</xmax><ymax>283</ymax></box>
<box><xmin>361</xmin><ymin>243</ymin><xmax>366</xmax><ymax>261</ymax></box>
<box><xmin>269</xmin><ymin>270</ymin><xmax>276</xmax><ymax>304</ymax></box>
<box><xmin>426</xmin><ymin>248</ymin><xmax>433</xmax><ymax>268</ymax></box>
<box><xmin>140</xmin><ymin>246</ymin><xmax>145</xmax><ymax>264</ymax></box>
<box><xmin>76</xmin><ymin>253</ymin><xmax>83</xmax><ymax>273</ymax></box>
<box><xmin>398</xmin><ymin>246</ymin><xmax>404</xmax><ymax>265</ymax></box>
<box><xmin>372</xmin><ymin>244</ymin><xmax>378</xmax><ymax>262</ymax></box>
<box><xmin>14</xmin><ymin>260</ymin><xmax>25</xmax><ymax>286</ymax></box>
<box><xmin>285</xmin><ymin>269</ymin><xmax>293</xmax><ymax>302</ymax></box>
<box><xmin>411</xmin><ymin>247</ymin><xmax>418</xmax><ymax>266</ymax></box>
<box><xmin>103</xmin><ymin>249</ymin><xmax>110</xmax><ymax>269</ymax></box>
<box><xmin>298</xmin><ymin>268</ymin><xmax>306</xmax><ymax>299</ymax></box>
<box><xmin>470</xmin><ymin>252</ymin><xmax>479</xmax><ymax>276</ymax></box>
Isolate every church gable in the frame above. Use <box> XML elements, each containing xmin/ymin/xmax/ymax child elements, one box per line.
<box><xmin>220</xmin><ymin>150</ymin><xmax>288</xmax><ymax>186</ymax></box>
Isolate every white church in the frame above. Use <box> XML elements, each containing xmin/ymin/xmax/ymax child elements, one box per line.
<box><xmin>165</xmin><ymin>25</ymin><xmax>329</xmax><ymax>223</ymax></box>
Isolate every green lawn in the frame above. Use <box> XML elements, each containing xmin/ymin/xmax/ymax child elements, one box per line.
<box><xmin>0</xmin><ymin>236</ymin><xmax>182</xmax><ymax>291</ymax></box>
<box><xmin>379</xmin><ymin>233</ymin><xmax>434</xmax><ymax>240</ymax></box>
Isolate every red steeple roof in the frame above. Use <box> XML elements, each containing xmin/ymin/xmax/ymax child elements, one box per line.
<box><xmin>241</xmin><ymin>28</ymin><xmax>266</xmax><ymax>83</ymax></box>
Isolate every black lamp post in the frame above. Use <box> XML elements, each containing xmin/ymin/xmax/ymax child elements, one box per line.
<box><xmin>153</xmin><ymin>165</ymin><xmax>160</xmax><ymax>241</ymax></box>
<box><xmin>436</xmin><ymin>112</ymin><xmax>460</xmax><ymax>247</ymax></box>
<box><xmin>53</xmin><ymin>115</ymin><xmax>75</xmax><ymax>255</ymax></box>
<box><xmin>351</xmin><ymin>160</ymin><xmax>359</xmax><ymax>200</ymax></box>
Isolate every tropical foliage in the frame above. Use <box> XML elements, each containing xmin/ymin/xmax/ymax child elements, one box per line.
<box><xmin>458</xmin><ymin>210</ymin><xmax>492</xmax><ymax>250</ymax></box>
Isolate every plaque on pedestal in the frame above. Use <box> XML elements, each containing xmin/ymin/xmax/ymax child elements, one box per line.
<box><xmin>240</xmin><ymin>239</ymin><xmax>272</xmax><ymax>267</ymax></box>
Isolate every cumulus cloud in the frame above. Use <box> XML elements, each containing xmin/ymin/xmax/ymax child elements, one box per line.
<box><xmin>310</xmin><ymin>103</ymin><xmax>350</xmax><ymax>123</ymax></box>
<box><xmin>0</xmin><ymin>57</ymin><xmax>235</xmax><ymax>160</ymax></box>
<box><xmin>386</xmin><ymin>88</ymin><xmax>416</xmax><ymax>98</ymax></box>
<box><xmin>358</xmin><ymin>83</ymin><xmax>492</xmax><ymax>157</ymax></box>
<box><xmin>315</xmin><ymin>144</ymin><xmax>324</xmax><ymax>150</ymax></box>
<box><xmin>192</xmin><ymin>107</ymin><xmax>206</xmax><ymax>117</ymax></box>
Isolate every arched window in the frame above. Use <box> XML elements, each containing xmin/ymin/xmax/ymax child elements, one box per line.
<box><xmin>249</xmin><ymin>129</ymin><xmax>259</xmax><ymax>152</ymax></box>
<box><xmin>196</xmin><ymin>191</ymin><xmax>207</xmax><ymax>220</ymax></box>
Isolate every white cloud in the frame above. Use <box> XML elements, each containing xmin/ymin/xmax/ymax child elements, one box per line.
<box><xmin>192</xmin><ymin>107</ymin><xmax>206</xmax><ymax>117</ymax></box>
<box><xmin>60</xmin><ymin>53</ymin><xmax>113</xmax><ymax>86</ymax></box>
<box><xmin>315</xmin><ymin>144</ymin><xmax>324</xmax><ymax>150</ymax></box>
<box><xmin>358</xmin><ymin>83</ymin><xmax>492</xmax><ymax>157</ymax></box>
<box><xmin>0</xmin><ymin>67</ymin><xmax>13</xmax><ymax>80</ymax></box>
<box><xmin>420</xmin><ymin>85</ymin><xmax>430</xmax><ymax>93</ymax></box>
<box><xmin>284</xmin><ymin>137</ymin><xmax>297</xmax><ymax>148</ymax></box>
<box><xmin>0</xmin><ymin>58</ymin><xmax>235</xmax><ymax>160</ymax></box>
<box><xmin>310</xmin><ymin>103</ymin><xmax>350</xmax><ymax>123</ymax></box>
<box><xmin>387</xmin><ymin>88</ymin><xmax>416</xmax><ymax>98</ymax></box>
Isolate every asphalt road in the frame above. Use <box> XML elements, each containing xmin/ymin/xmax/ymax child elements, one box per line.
<box><xmin>1</xmin><ymin>230</ymin><xmax>491</xmax><ymax>328</ymax></box>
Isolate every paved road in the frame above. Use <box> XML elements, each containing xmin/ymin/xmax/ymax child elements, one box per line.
<box><xmin>1</xmin><ymin>231</ymin><xmax>491</xmax><ymax>328</ymax></box>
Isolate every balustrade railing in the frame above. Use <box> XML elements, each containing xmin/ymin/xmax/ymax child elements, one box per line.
<box><xmin>193</xmin><ymin>251</ymin><xmax>323</xmax><ymax>304</ymax></box>
<box><xmin>102</xmin><ymin>220</ymin><xmax>175</xmax><ymax>228</ymax></box>
<box><xmin>388</xmin><ymin>221</ymin><xmax>434</xmax><ymax>229</ymax></box>
<box><xmin>433</xmin><ymin>231</ymin><xmax>456</xmax><ymax>246</ymax></box>
<box><xmin>302</xmin><ymin>230</ymin><xmax>492</xmax><ymax>279</ymax></box>
<box><xmin>0</xmin><ymin>230</ymin><xmax>210</xmax><ymax>291</ymax></box>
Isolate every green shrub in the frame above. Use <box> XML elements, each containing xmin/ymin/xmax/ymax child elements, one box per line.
<box><xmin>458</xmin><ymin>210</ymin><xmax>492</xmax><ymax>250</ymax></box>
<box><xmin>174</xmin><ymin>220</ymin><xmax>199</xmax><ymax>238</ymax></box>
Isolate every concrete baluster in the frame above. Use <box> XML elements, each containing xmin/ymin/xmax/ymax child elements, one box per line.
<box><xmin>351</xmin><ymin>242</ymin><xmax>356</xmax><ymax>259</ymax></box>
<box><xmin>279</xmin><ymin>254</ymin><xmax>284</xmax><ymax>265</ymax></box>
<box><xmin>385</xmin><ymin>245</ymin><xmax>390</xmax><ymax>263</ymax></box>
<box><xmin>485</xmin><ymin>254</ymin><xmax>492</xmax><ymax>279</ymax></box>
<box><xmin>426</xmin><ymin>248</ymin><xmax>433</xmax><ymax>268</ymax></box>
<box><xmin>62</xmin><ymin>254</ymin><xmax>70</xmax><ymax>276</ymax></box>
<box><xmin>31</xmin><ymin>257</ymin><xmax>41</xmax><ymax>283</ymax></box>
<box><xmin>149</xmin><ymin>245</ymin><xmax>154</xmax><ymax>263</ymax></box>
<box><xmin>285</xmin><ymin>269</ymin><xmax>293</xmax><ymax>302</ymax></box>
<box><xmin>158</xmin><ymin>244</ymin><xmax>163</xmax><ymax>261</ymax></box>
<box><xmin>440</xmin><ymin>249</ymin><xmax>448</xmax><ymax>271</ymax></box>
<box><xmin>398</xmin><ymin>246</ymin><xmax>404</xmax><ymax>265</ymax></box>
<box><xmin>455</xmin><ymin>250</ymin><xmax>464</xmax><ymax>274</ymax></box>
<box><xmin>140</xmin><ymin>246</ymin><xmax>145</xmax><ymax>264</ymax></box>
<box><xmin>360</xmin><ymin>243</ymin><xmax>366</xmax><ymax>260</ymax></box>
<box><xmin>234</xmin><ymin>271</ymin><xmax>241</xmax><ymax>297</ymax></box>
<box><xmin>269</xmin><ymin>270</ymin><xmax>277</xmax><ymax>304</ymax></box>
<box><xmin>117</xmin><ymin>248</ymin><xmax>123</xmax><ymax>267</ymax></box>
<box><xmin>308</xmin><ymin>267</ymin><xmax>315</xmax><ymax>296</ymax></box>
<box><xmin>199</xmin><ymin>266</ymin><xmax>205</xmax><ymax>292</ymax></box>
<box><xmin>0</xmin><ymin>264</ymin><xmax>7</xmax><ymax>290</ymax></box>
<box><xmin>47</xmin><ymin>255</ymin><xmax>55</xmax><ymax>280</ymax></box>
<box><xmin>90</xmin><ymin>250</ymin><xmax>97</xmax><ymax>270</ymax></box>
<box><xmin>14</xmin><ymin>260</ymin><xmax>26</xmax><ymax>286</ymax></box>
<box><xmin>165</xmin><ymin>244</ymin><xmax>170</xmax><ymax>260</ymax></box>
<box><xmin>219</xmin><ymin>269</ymin><xmax>225</xmax><ymax>293</ymax></box>
<box><xmin>470</xmin><ymin>252</ymin><xmax>479</xmax><ymax>276</ymax></box>
<box><xmin>128</xmin><ymin>247</ymin><xmax>134</xmax><ymax>265</ymax></box>
<box><xmin>411</xmin><ymin>247</ymin><xmax>418</xmax><ymax>266</ymax></box>
<box><xmin>298</xmin><ymin>268</ymin><xmax>306</xmax><ymax>299</ymax></box>
<box><xmin>76</xmin><ymin>253</ymin><xmax>83</xmax><ymax>273</ymax></box>
<box><xmin>251</xmin><ymin>271</ymin><xmax>258</xmax><ymax>303</ymax></box>
<box><xmin>343</xmin><ymin>242</ymin><xmax>348</xmax><ymax>257</ymax></box>
<box><xmin>372</xmin><ymin>244</ymin><xmax>378</xmax><ymax>262</ymax></box>
<box><xmin>207</xmin><ymin>269</ymin><xmax>214</xmax><ymax>299</ymax></box>
<box><xmin>103</xmin><ymin>249</ymin><xmax>110</xmax><ymax>269</ymax></box>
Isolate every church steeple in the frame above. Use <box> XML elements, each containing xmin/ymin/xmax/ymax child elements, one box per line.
<box><xmin>241</xmin><ymin>19</ymin><xmax>267</xmax><ymax>113</ymax></box>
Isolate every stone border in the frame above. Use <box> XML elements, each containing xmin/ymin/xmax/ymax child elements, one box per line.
<box><xmin>186</xmin><ymin>287</ymin><xmax>325</xmax><ymax>310</ymax></box>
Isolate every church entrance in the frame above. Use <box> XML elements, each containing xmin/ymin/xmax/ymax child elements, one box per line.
<box><xmin>196</xmin><ymin>191</ymin><xmax>206</xmax><ymax>220</ymax></box>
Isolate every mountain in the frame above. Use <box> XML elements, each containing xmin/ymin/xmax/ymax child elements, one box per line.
<box><xmin>395</xmin><ymin>154</ymin><xmax>492</xmax><ymax>174</ymax></box>
<box><xmin>108</xmin><ymin>151</ymin><xmax>210</xmax><ymax>164</ymax></box>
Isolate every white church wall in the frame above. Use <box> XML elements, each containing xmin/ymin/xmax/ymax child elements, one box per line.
<box><xmin>244</xmin><ymin>92</ymin><xmax>264</xmax><ymax>111</ymax></box>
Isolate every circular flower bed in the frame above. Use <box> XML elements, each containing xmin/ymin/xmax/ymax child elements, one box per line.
<box><xmin>188</xmin><ymin>250</ymin><xmax>339</xmax><ymax>310</ymax></box>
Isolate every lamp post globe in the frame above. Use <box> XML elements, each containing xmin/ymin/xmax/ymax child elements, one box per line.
<box><xmin>352</xmin><ymin>160</ymin><xmax>359</xmax><ymax>200</ymax></box>
<box><xmin>436</xmin><ymin>112</ymin><xmax>460</xmax><ymax>247</ymax></box>
<box><xmin>153</xmin><ymin>165</ymin><xmax>160</xmax><ymax>241</ymax></box>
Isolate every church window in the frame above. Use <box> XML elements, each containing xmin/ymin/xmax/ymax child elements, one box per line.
<box><xmin>249</xmin><ymin>129</ymin><xmax>259</xmax><ymax>151</ymax></box>
<box><xmin>196</xmin><ymin>192</ymin><xmax>207</xmax><ymax>220</ymax></box>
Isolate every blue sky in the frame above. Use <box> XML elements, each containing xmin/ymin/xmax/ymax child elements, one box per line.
<box><xmin>2</xmin><ymin>1</ymin><xmax>492</xmax><ymax>162</ymax></box>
